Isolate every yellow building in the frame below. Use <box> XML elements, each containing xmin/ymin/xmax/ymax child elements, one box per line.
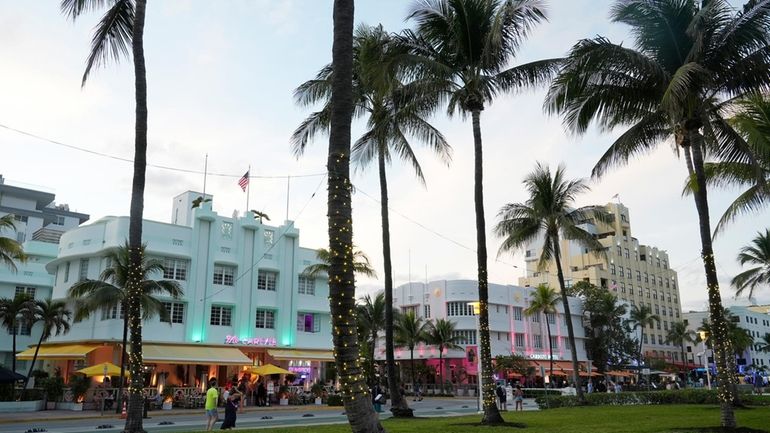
<box><xmin>518</xmin><ymin>202</ymin><xmax>684</xmax><ymax>362</ymax></box>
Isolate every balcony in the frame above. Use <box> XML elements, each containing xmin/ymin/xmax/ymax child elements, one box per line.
<box><xmin>32</xmin><ymin>226</ymin><xmax>66</xmax><ymax>244</ymax></box>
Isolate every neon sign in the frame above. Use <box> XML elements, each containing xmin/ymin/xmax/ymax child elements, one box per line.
<box><xmin>224</xmin><ymin>335</ymin><xmax>277</xmax><ymax>346</ymax></box>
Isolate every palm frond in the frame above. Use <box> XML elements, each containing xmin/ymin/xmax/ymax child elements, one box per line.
<box><xmin>80</xmin><ymin>0</ymin><xmax>135</xmax><ymax>87</ymax></box>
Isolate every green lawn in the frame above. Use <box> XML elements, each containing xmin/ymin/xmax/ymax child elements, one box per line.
<box><xmin>231</xmin><ymin>405</ymin><xmax>770</xmax><ymax>433</ymax></box>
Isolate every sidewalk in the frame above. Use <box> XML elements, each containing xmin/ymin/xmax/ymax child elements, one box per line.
<box><xmin>0</xmin><ymin>396</ymin><xmax>468</xmax><ymax>424</ymax></box>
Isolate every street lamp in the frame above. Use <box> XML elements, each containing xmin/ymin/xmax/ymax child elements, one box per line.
<box><xmin>467</xmin><ymin>301</ymin><xmax>483</xmax><ymax>413</ymax></box>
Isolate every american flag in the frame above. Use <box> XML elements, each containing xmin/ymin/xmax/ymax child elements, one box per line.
<box><xmin>238</xmin><ymin>170</ymin><xmax>249</xmax><ymax>191</ymax></box>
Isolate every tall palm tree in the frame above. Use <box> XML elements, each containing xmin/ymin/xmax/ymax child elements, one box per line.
<box><xmin>683</xmin><ymin>96</ymin><xmax>770</xmax><ymax>236</ymax></box>
<box><xmin>666</xmin><ymin>321</ymin><xmax>697</xmax><ymax>376</ymax></box>
<box><xmin>494</xmin><ymin>163</ymin><xmax>607</xmax><ymax>401</ymax></box>
<box><xmin>629</xmin><ymin>305</ymin><xmax>660</xmax><ymax>372</ymax></box>
<box><xmin>524</xmin><ymin>284</ymin><xmax>559</xmax><ymax>383</ymax></box>
<box><xmin>23</xmin><ymin>299</ymin><xmax>71</xmax><ymax>389</ymax></box>
<box><xmin>426</xmin><ymin>318</ymin><xmax>463</xmax><ymax>395</ymax></box>
<box><xmin>67</xmin><ymin>244</ymin><xmax>183</xmax><ymax>414</ymax></box>
<box><xmin>732</xmin><ymin>229</ymin><xmax>770</xmax><ymax>300</ymax></box>
<box><xmin>302</xmin><ymin>248</ymin><xmax>377</xmax><ymax>279</ymax></box>
<box><xmin>403</xmin><ymin>0</ymin><xmax>558</xmax><ymax>424</ymax></box>
<box><xmin>293</xmin><ymin>24</ymin><xmax>451</xmax><ymax>417</ymax></box>
<box><xmin>395</xmin><ymin>310</ymin><xmax>430</xmax><ymax>394</ymax></box>
<box><xmin>0</xmin><ymin>294</ymin><xmax>34</xmax><ymax>373</ymax></box>
<box><xmin>0</xmin><ymin>214</ymin><xmax>26</xmax><ymax>272</ymax></box>
<box><xmin>356</xmin><ymin>293</ymin><xmax>387</xmax><ymax>386</ymax></box>
<box><xmin>546</xmin><ymin>2</ymin><xmax>770</xmax><ymax>426</ymax></box>
<box><xmin>62</xmin><ymin>0</ymin><xmax>150</xmax><ymax>430</ymax></box>
<box><xmin>327</xmin><ymin>1</ymin><xmax>384</xmax><ymax>431</ymax></box>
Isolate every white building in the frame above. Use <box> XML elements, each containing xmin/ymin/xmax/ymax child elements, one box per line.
<box><xmin>20</xmin><ymin>192</ymin><xmax>333</xmax><ymax>386</ymax></box>
<box><xmin>379</xmin><ymin>280</ymin><xmax>589</xmax><ymax>385</ymax></box>
<box><xmin>0</xmin><ymin>175</ymin><xmax>89</xmax><ymax>372</ymax></box>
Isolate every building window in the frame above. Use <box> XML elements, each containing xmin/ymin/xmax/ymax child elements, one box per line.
<box><xmin>8</xmin><ymin>319</ymin><xmax>32</xmax><ymax>336</ymax></box>
<box><xmin>514</xmin><ymin>333</ymin><xmax>525</xmax><ymax>348</ymax></box>
<box><xmin>550</xmin><ymin>336</ymin><xmax>559</xmax><ymax>349</ymax></box>
<box><xmin>644</xmin><ymin>272</ymin><xmax>649</xmax><ymax>283</ymax></box>
<box><xmin>14</xmin><ymin>286</ymin><xmax>36</xmax><ymax>298</ymax></box>
<box><xmin>213</xmin><ymin>265</ymin><xmax>235</xmax><ymax>286</ymax></box>
<box><xmin>264</xmin><ymin>230</ymin><xmax>275</xmax><ymax>247</ymax></box>
<box><xmin>655</xmin><ymin>305</ymin><xmax>660</xmax><ymax>315</ymax></box>
<box><xmin>53</xmin><ymin>215</ymin><xmax>65</xmax><ymax>226</ymax></box>
<box><xmin>13</xmin><ymin>214</ymin><xmax>29</xmax><ymax>223</ymax></box>
<box><xmin>624</xmin><ymin>248</ymin><xmax>630</xmax><ymax>259</ymax></box>
<box><xmin>533</xmin><ymin>334</ymin><xmax>543</xmax><ymax>349</ymax></box>
<box><xmin>658</xmin><ymin>335</ymin><xmax>663</xmax><ymax>345</ymax></box>
<box><xmin>658</xmin><ymin>277</ymin><xmax>663</xmax><ymax>286</ymax></box>
<box><xmin>16</xmin><ymin>232</ymin><xmax>26</xmax><ymax>243</ymax></box>
<box><xmin>636</xmin><ymin>270</ymin><xmax>641</xmax><ymax>282</ymax></box>
<box><xmin>634</xmin><ymin>250</ymin><xmax>639</xmax><ymax>261</ymax></box>
<box><xmin>101</xmin><ymin>304</ymin><xmax>124</xmax><ymax>320</ymax></box>
<box><xmin>64</xmin><ymin>262</ymin><xmax>70</xmax><ymax>283</ymax></box>
<box><xmin>221</xmin><ymin>222</ymin><xmax>233</xmax><ymax>240</ymax></box>
<box><xmin>297</xmin><ymin>313</ymin><xmax>321</xmax><ymax>333</ymax></box>
<box><xmin>257</xmin><ymin>271</ymin><xmax>278</xmax><ymax>291</ymax></box>
<box><xmin>546</xmin><ymin>312</ymin><xmax>556</xmax><ymax>324</ymax></box>
<box><xmin>423</xmin><ymin>304</ymin><xmax>431</xmax><ymax>318</ymax></box>
<box><xmin>255</xmin><ymin>309</ymin><xmax>275</xmax><ymax>329</ymax></box>
<box><xmin>643</xmin><ymin>334</ymin><xmax>648</xmax><ymax>344</ymax></box>
<box><xmin>513</xmin><ymin>307</ymin><xmax>523</xmax><ymax>321</ymax></box>
<box><xmin>531</xmin><ymin>311</ymin><xmax>540</xmax><ymax>322</ymax></box>
<box><xmin>616</xmin><ymin>245</ymin><xmax>622</xmax><ymax>256</ymax></box>
<box><xmin>210</xmin><ymin>306</ymin><xmax>233</xmax><ymax>326</ymax></box>
<box><xmin>618</xmin><ymin>267</ymin><xmax>624</xmax><ymax>277</ymax></box>
<box><xmin>663</xmin><ymin>321</ymin><xmax>668</xmax><ymax>331</ymax></box>
<box><xmin>620</xmin><ymin>282</ymin><xmax>626</xmax><ymax>293</ymax></box>
<box><xmin>656</xmin><ymin>257</ymin><xmax>661</xmax><ymax>268</ymax></box>
<box><xmin>610</xmin><ymin>264</ymin><xmax>616</xmax><ymax>275</ymax></box>
<box><xmin>77</xmin><ymin>259</ymin><xmax>88</xmax><ymax>281</ymax></box>
<box><xmin>446</xmin><ymin>302</ymin><xmax>476</xmax><ymax>317</ymax></box>
<box><xmin>646</xmin><ymin>289</ymin><xmax>651</xmax><ymax>298</ymax></box>
<box><xmin>298</xmin><ymin>276</ymin><xmax>315</xmax><ymax>295</ymax></box>
<box><xmin>663</xmin><ymin>259</ymin><xmax>668</xmax><ymax>269</ymax></box>
<box><xmin>611</xmin><ymin>280</ymin><xmax>617</xmax><ymax>291</ymax></box>
<box><xmin>653</xmin><ymin>290</ymin><xmax>658</xmax><ymax>300</ymax></box>
<box><xmin>451</xmin><ymin>330</ymin><xmax>477</xmax><ymax>345</ymax></box>
<box><xmin>562</xmin><ymin>337</ymin><xmax>571</xmax><ymax>350</ymax></box>
<box><xmin>627</xmin><ymin>268</ymin><xmax>632</xmax><ymax>279</ymax></box>
<box><xmin>163</xmin><ymin>258</ymin><xmax>188</xmax><ymax>281</ymax></box>
<box><xmin>628</xmin><ymin>285</ymin><xmax>634</xmax><ymax>295</ymax></box>
<box><xmin>161</xmin><ymin>302</ymin><xmax>185</xmax><ymax>324</ymax></box>
<box><xmin>651</xmin><ymin>274</ymin><xmax>656</xmax><ymax>286</ymax></box>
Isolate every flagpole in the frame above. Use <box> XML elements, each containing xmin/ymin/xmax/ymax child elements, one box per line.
<box><xmin>202</xmin><ymin>154</ymin><xmax>208</xmax><ymax>196</ymax></box>
<box><xmin>285</xmin><ymin>175</ymin><xmax>291</xmax><ymax>222</ymax></box>
<box><xmin>245</xmin><ymin>165</ymin><xmax>251</xmax><ymax>214</ymax></box>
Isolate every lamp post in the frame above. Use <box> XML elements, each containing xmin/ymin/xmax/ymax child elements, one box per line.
<box><xmin>468</xmin><ymin>302</ymin><xmax>483</xmax><ymax>413</ymax></box>
<box><xmin>697</xmin><ymin>331</ymin><xmax>712</xmax><ymax>390</ymax></box>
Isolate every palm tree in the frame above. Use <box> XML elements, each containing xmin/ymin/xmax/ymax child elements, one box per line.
<box><xmin>67</xmin><ymin>244</ymin><xmax>183</xmax><ymax>414</ymax></box>
<box><xmin>62</xmin><ymin>0</ymin><xmax>150</xmax><ymax>430</ymax></box>
<box><xmin>403</xmin><ymin>0</ymin><xmax>558</xmax><ymax>424</ymax></box>
<box><xmin>0</xmin><ymin>214</ymin><xmax>26</xmax><ymax>272</ymax></box>
<box><xmin>426</xmin><ymin>318</ymin><xmax>463</xmax><ymax>395</ymax></box>
<box><xmin>524</xmin><ymin>284</ymin><xmax>559</xmax><ymax>383</ymax></box>
<box><xmin>494</xmin><ymin>163</ymin><xmax>608</xmax><ymax>401</ymax></box>
<box><xmin>666</xmin><ymin>321</ymin><xmax>697</xmax><ymax>377</ymax></box>
<box><xmin>629</xmin><ymin>305</ymin><xmax>660</xmax><ymax>372</ymax></box>
<box><xmin>302</xmin><ymin>248</ymin><xmax>377</xmax><ymax>279</ymax></box>
<box><xmin>546</xmin><ymin>2</ymin><xmax>770</xmax><ymax>425</ymax></box>
<box><xmin>395</xmin><ymin>311</ymin><xmax>430</xmax><ymax>394</ymax></box>
<box><xmin>356</xmin><ymin>293</ymin><xmax>387</xmax><ymax>386</ymax></box>
<box><xmin>682</xmin><ymin>96</ymin><xmax>770</xmax><ymax>236</ymax></box>
<box><xmin>23</xmin><ymin>299</ymin><xmax>71</xmax><ymax>390</ymax></box>
<box><xmin>0</xmin><ymin>294</ymin><xmax>35</xmax><ymax>373</ymax></box>
<box><xmin>732</xmin><ymin>229</ymin><xmax>770</xmax><ymax>300</ymax></box>
<box><xmin>294</xmin><ymin>24</ymin><xmax>450</xmax><ymax>417</ymax></box>
<box><xmin>757</xmin><ymin>333</ymin><xmax>770</xmax><ymax>353</ymax></box>
<box><xmin>326</xmin><ymin>1</ymin><xmax>383</xmax><ymax>430</ymax></box>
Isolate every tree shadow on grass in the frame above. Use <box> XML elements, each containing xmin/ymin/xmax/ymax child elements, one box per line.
<box><xmin>449</xmin><ymin>422</ymin><xmax>527</xmax><ymax>429</ymax></box>
<box><xmin>670</xmin><ymin>428</ymin><xmax>769</xmax><ymax>433</ymax></box>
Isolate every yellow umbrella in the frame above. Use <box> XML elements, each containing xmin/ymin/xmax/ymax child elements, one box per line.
<box><xmin>75</xmin><ymin>362</ymin><xmax>125</xmax><ymax>377</ymax></box>
<box><xmin>249</xmin><ymin>364</ymin><xmax>292</xmax><ymax>376</ymax></box>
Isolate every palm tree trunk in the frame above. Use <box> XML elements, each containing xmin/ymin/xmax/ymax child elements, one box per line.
<box><xmin>689</xmin><ymin>134</ymin><xmax>737</xmax><ymax>428</ymax></box>
<box><xmin>124</xmin><ymin>1</ymin><xmax>148</xmax><ymax>431</ymax></box>
<box><xmin>11</xmin><ymin>329</ymin><xmax>17</xmax><ymax>373</ymax></box>
<box><xmin>639</xmin><ymin>328</ymin><xmax>645</xmax><ymax>385</ymax></box>
<box><xmin>546</xmin><ymin>317</ymin><xmax>553</xmax><ymax>385</ymax></box>
<box><xmin>439</xmin><ymin>348</ymin><xmax>444</xmax><ymax>395</ymax></box>
<box><xmin>681</xmin><ymin>343</ymin><xmax>687</xmax><ymax>387</ymax></box>
<box><xmin>379</xmin><ymin>152</ymin><xmax>411</xmax><ymax>416</ymax></box>
<box><xmin>410</xmin><ymin>348</ymin><xmax>416</xmax><ymax>394</ymax></box>
<box><xmin>470</xmin><ymin>109</ymin><xmax>504</xmax><ymax>424</ymax></box>
<box><xmin>328</xmin><ymin>1</ymin><xmax>384</xmax><ymax>431</ymax></box>
<box><xmin>551</xmin><ymin>234</ymin><xmax>585</xmax><ymax>403</ymax></box>
<box><xmin>116</xmin><ymin>312</ymin><xmax>129</xmax><ymax>414</ymax></box>
<box><xmin>23</xmin><ymin>331</ymin><xmax>46</xmax><ymax>390</ymax></box>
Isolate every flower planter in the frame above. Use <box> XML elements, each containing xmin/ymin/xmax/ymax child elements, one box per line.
<box><xmin>279</xmin><ymin>398</ymin><xmax>288</xmax><ymax>406</ymax></box>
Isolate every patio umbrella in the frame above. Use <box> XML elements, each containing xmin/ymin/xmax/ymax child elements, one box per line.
<box><xmin>249</xmin><ymin>364</ymin><xmax>292</xmax><ymax>376</ymax></box>
<box><xmin>0</xmin><ymin>366</ymin><xmax>25</xmax><ymax>384</ymax></box>
<box><xmin>75</xmin><ymin>362</ymin><xmax>125</xmax><ymax>377</ymax></box>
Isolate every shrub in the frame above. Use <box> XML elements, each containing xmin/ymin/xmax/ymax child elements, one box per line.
<box><xmin>522</xmin><ymin>389</ymin><xmax>562</xmax><ymax>399</ymax></box>
<box><xmin>536</xmin><ymin>389</ymin><xmax>770</xmax><ymax>409</ymax></box>
<box><xmin>42</xmin><ymin>376</ymin><xmax>65</xmax><ymax>402</ymax></box>
<box><xmin>327</xmin><ymin>394</ymin><xmax>344</xmax><ymax>406</ymax></box>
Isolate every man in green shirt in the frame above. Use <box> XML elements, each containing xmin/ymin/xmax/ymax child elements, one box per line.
<box><xmin>205</xmin><ymin>378</ymin><xmax>219</xmax><ymax>431</ymax></box>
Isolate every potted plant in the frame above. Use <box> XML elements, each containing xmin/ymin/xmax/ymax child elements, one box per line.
<box><xmin>278</xmin><ymin>385</ymin><xmax>289</xmax><ymax>406</ymax></box>
<box><xmin>42</xmin><ymin>376</ymin><xmax>64</xmax><ymax>410</ymax></box>
<box><xmin>311</xmin><ymin>382</ymin><xmax>324</xmax><ymax>405</ymax></box>
<box><xmin>68</xmin><ymin>375</ymin><xmax>90</xmax><ymax>411</ymax></box>
<box><xmin>161</xmin><ymin>386</ymin><xmax>175</xmax><ymax>410</ymax></box>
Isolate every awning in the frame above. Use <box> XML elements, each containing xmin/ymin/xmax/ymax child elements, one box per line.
<box><xmin>142</xmin><ymin>345</ymin><xmax>251</xmax><ymax>365</ymax></box>
<box><xmin>16</xmin><ymin>344</ymin><xmax>100</xmax><ymax>360</ymax></box>
<box><xmin>268</xmin><ymin>349</ymin><xmax>334</xmax><ymax>361</ymax></box>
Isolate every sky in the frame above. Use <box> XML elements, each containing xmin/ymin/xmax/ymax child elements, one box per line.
<box><xmin>1</xmin><ymin>0</ymin><xmax>768</xmax><ymax>313</ymax></box>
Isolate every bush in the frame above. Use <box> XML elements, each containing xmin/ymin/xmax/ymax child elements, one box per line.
<box><xmin>522</xmin><ymin>389</ymin><xmax>562</xmax><ymax>399</ymax></box>
<box><xmin>42</xmin><ymin>376</ymin><xmax>65</xmax><ymax>402</ymax></box>
<box><xmin>536</xmin><ymin>389</ymin><xmax>770</xmax><ymax>409</ymax></box>
<box><xmin>327</xmin><ymin>394</ymin><xmax>344</xmax><ymax>406</ymax></box>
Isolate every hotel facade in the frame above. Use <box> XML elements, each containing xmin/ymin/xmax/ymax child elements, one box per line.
<box><xmin>20</xmin><ymin>191</ymin><xmax>332</xmax><ymax>387</ymax></box>
<box><xmin>519</xmin><ymin>202</ymin><xmax>685</xmax><ymax>363</ymax></box>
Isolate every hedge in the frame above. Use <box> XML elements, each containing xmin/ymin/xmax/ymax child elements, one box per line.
<box><xmin>522</xmin><ymin>389</ymin><xmax>562</xmax><ymax>399</ymax></box>
<box><xmin>326</xmin><ymin>394</ymin><xmax>344</xmax><ymax>406</ymax></box>
<box><xmin>535</xmin><ymin>389</ymin><xmax>770</xmax><ymax>409</ymax></box>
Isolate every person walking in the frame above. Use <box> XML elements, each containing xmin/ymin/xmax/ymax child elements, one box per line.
<box><xmin>495</xmin><ymin>384</ymin><xmax>507</xmax><ymax>411</ymax></box>
<box><xmin>220</xmin><ymin>386</ymin><xmax>241</xmax><ymax>430</ymax></box>
<box><xmin>413</xmin><ymin>380</ymin><xmax>423</xmax><ymax>401</ymax></box>
<box><xmin>204</xmin><ymin>378</ymin><xmax>219</xmax><ymax>431</ymax></box>
<box><xmin>513</xmin><ymin>385</ymin><xmax>524</xmax><ymax>411</ymax></box>
<box><xmin>371</xmin><ymin>383</ymin><xmax>383</xmax><ymax>413</ymax></box>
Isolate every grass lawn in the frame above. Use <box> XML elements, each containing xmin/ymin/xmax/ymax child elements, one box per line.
<box><xmin>228</xmin><ymin>405</ymin><xmax>770</xmax><ymax>433</ymax></box>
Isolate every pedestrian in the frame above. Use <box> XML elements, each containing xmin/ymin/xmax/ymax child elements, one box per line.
<box><xmin>414</xmin><ymin>380</ymin><xmax>423</xmax><ymax>401</ymax></box>
<box><xmin>220</xmin><ymin>386</ymin><xmax>241</xmax><ymax>430</ymax></box>
<box><xmin>614</xmin><ymin>381</ymin><xmax>622</xmax><ymax>393</ymax></box>
<box><xmin>205</xmin><ymin>378</ymin><xmax>219</xmax><ymax>432</ymax></box>
<box><xmin>587</xmin><ymin>380</ymin><xmax>594</xmax><ymax>394</ymax></box>
<box><xmin>372</xmin><ymin>383</ymin><xmax>383</xmax><ymax>413</ymax></box>
<box><xmin>258</xmin><ymin>380</ymin><xmax>267</xmax><ymax>406</ymax></box>
<box><xmin>495</xmin><ymin>384</ymin><xmax>507</xmax><ymax>411</ymax></box>
<box><xmin>513</xmin><ymin>385</ymin><xmax>524</xmax><ymax>411</ymax></box>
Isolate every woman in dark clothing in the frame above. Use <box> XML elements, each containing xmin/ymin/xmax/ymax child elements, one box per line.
<box><xmin>257</xmin><ymin>381</ymin><xmax>267</xmax><ymax>406</ymax></box>
<box><xmin>220</xmin><ymin>386</ymin><xmax>241</xmax><ymax>430</ymax></box>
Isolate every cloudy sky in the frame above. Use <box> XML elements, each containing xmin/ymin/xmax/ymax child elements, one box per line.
<box><xmin>1</xmin><ymin>0</ymin><xmax>768</xmax><ymax>313</ymax></box>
